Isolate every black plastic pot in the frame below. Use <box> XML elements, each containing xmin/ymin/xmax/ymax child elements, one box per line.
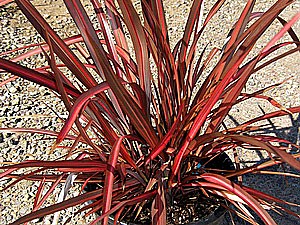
<box><xmin>113</xmin><ymin>206</ymin><xmax>227</xmax><ymax>225</ymax></box>
<box><xmin>186</xmin><ymin>203</ymin><xmax>227</xmax><ymax>225</ymax></box>
<box><xmin>190</xmin><ymin>152</ymin><xmax>235</xmax><ymax>225</ymax></box>
<box><xmin>90</xmin><ymin>153</ymin><xmax>235</xmax><ymax>225</ymax></box>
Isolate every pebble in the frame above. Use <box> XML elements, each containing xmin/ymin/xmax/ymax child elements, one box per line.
<box><xmin>8</xmin><ymin>86</ymin><xmax>17</xmax><ymax>93</ymax></box>
<box><xmin>11</xmin><ymin>97</ymin><xmax>19</xmax><ymax>105</ymax></box>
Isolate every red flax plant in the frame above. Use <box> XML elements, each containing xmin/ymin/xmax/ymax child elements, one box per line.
<box><xmin>0</xmin><ymin>0</ymin><xmax>300</xmax><ymax>224</ymax></box>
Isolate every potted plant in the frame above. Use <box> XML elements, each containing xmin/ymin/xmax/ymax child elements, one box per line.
<box><xmin>0</xmin><ymin>0</ymin><xmax>299</xmax><ymax>224</ymax></box>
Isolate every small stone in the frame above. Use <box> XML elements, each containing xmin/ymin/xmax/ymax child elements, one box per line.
<box><xmin>19</xmin><ymin>207</ymin><xmax>27</xmax><ymax>216</ymax></box>
<box><xmin>9</xmin><ymin>86</ymin><xmax>17</xmax><ymax>93</ymax></box>
<box><xmin>11</xmin><ymin>97</ymin><xmax>19</xmax><ymax>105</ymax></box>
<box><xmin>10</xmin><ymin>138</ymin><xmax>19</xmax><ymax>145</ymax></box>
<box><xmin>13</xmin><ymin>106</ymin><xmax>20</xmax><ymax>112</ymax></box>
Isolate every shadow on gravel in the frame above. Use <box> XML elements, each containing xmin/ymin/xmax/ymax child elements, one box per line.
<box><xmin>257</xmin><ymin>105</ymin><xmax>300</xmax><ymax>152</ymax></box>
<box><xmin>223</xmin><ymin>106</ymin><xmax>300</xmax><ymax>225</ymax></box>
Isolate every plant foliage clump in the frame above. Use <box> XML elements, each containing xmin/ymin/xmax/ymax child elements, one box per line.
<box><xmin>0</xmin><ymin>0</ymin><xmax>300</xmax><ymax>224</ymax></box>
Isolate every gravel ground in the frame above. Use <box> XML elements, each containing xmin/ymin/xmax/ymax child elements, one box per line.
<box><xmin>0</xmin><ymin>0</ymin><xmax>299</xmax><ymax>224</ymax></box>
